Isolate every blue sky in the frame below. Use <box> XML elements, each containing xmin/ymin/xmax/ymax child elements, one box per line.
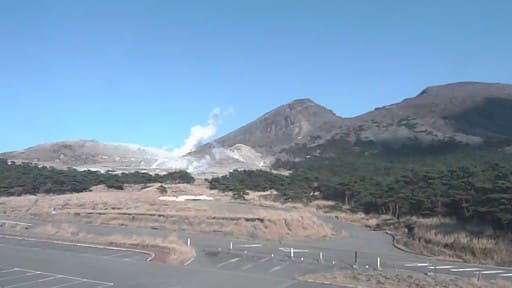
<box><xmin>1</xmin><ymin>0</ymin><xmax>512</xmax><ymax>152</ymax></box>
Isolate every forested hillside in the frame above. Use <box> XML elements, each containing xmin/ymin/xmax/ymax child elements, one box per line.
<box><xmin>0</xmin><ymin>159</ymin><xmax>194</xmax><ymax>196</ymax></box>
<box><xmin>209</xmin><ymin>139</ymin><xmax>512</xmax><ymax>231</ymax></box>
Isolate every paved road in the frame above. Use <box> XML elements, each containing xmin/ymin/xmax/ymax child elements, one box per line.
<box><xmin>0</xmin><ymin>235</ymin><xmax>335</xmax><ymax>288</ymax></box>
<box><xmin>1</xmin><ymin>218</ymin><xmax>511</xmax><ymax>287</ymax></box>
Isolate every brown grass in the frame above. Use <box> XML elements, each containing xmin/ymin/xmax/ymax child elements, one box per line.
<box><xmin>0</xmin><ymin>184</ymin><xmax>339</xmax><ymax>241</ymax></box>
<box><xmin>396</xmin><ymin>217</ymin><xmax>512</xmax><ymax>266</ymax></box>
<box><xmin>298</xmin><ymin>270</ymin><xmax>511</xmax><ymax>288</ymax></box>
<box><xmin>7</xmin><ymin>223</ymin><xmax>195</xmax><ymax>265</ymax></box>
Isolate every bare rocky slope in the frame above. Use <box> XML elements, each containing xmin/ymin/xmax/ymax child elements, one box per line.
<box><xmin>210</xmin><ymin>98</ymin><xmax>344</xmax><ymax>154</ymax></box>
<box><xmin>0</xmin><ymin>140</ymin><xmax>269</xmax><ymax>174</ymax></box>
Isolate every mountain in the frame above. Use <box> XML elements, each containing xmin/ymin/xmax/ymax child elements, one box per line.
<box><xmin>211</xmin><ymin>98</ymin><xmax>343</xmax><ymax>154</ymax></box>
<box><xmin>2</xmin><ymin>81</ymin><xmax>512</xmax><ymax>174</ymax></box>
<box><xmin>339</xmin><ymin>82</ymin><xmax>512</xmax><ymax>146</ymax></box>
<box><xmin>0</xmin><ymin>140</ymin><xmax>182</xmax><ymax>170</ymax></box>
<box><xmin>204</xmin><ymin>82</ymin><xmax>512</xmax><ymax>158</ymax></box>
<box><xmin>0</xmin><ymin>140</ymin><xmax>269</xmax><ymax>175</ymax></box>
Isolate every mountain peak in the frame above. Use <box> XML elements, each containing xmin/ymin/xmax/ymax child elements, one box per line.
<box><xmin>288</xmin><ymin>98</ymin><xmax>315</xmax><ymax>105</ymax></box>
<box><xmin>213</xmin><ymin>98</ymin><xmax>342</xmax><ymax>154</ymax></box>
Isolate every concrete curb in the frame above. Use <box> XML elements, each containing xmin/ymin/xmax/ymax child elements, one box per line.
<box><xmin>0</xmin><ymin>233</ymin><xmax>156</xmax><ymax>262</ymax></box>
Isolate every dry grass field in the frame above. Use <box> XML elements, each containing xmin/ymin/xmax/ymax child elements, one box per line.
<box><xmin>395</xmin><ymin>217</ymin><xmax>512</xmax><ymax>266</ymax></box>
<box><xmin>298</xmin><ymin>270</ymin><xmax>511</xmax><ymax>288</ymax></box>
<box><xmin>0</xmin><ymin>184</ymin><xmax>336</xmax><ymax>241</ymax></box>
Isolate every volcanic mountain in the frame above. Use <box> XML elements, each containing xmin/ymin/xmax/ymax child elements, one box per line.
<box><xmin>338</xmin><ymin>82</ymin><xmax>512</xmax><ymax>146</ymax></box>
<box><xmin>2</xmin><ymin>81</ymin><xmax>512</xmax><ymax>173</ymax></box>
<box><xmin>207</xmin><ymin>98</ymin><xmax>343</xmax><ymax>154</ymax></box>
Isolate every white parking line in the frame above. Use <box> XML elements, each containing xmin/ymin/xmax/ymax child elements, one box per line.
<box><xmin>0</xmin><ymin>272</ymin><xmax>38</xmax><ymax>281</ymax></box>
<box><xmin>239</xmin><ymin>244</ymin><xmax>262</xmax><ymax>248</ymax></box>
<box><xmin>4</xmin><ymin>268</ymin><xmax>114</xmax><ymax>287</ymax></box>
<box><xmin>217</xmin><ymin>257</ymin><xmax>240</xmax><ymax>268</ymax></box>
<box><xmin>278</xmin><ymin>248</ymin><xmax>309</xmax><ymax>253</ymax></box>
<box><xmin>450</xmin><ymin>268</ymin><xmax>482</xmax><ymax>272</ymax></box>
<box><xmin>479</xmin><ymin>270</ymin><xmax>505</xmax><ymax>274</ymax></box>
<box><xmin>428</xmin><ymin>266</ymin><xmax>456</xmax><ymax>269</ymax></box>
<box><xmin>4</xmin><ymin>275</ymin><xmax>60</xmax><ymax>288</ymax></box>
<box><xmin>241</xmin><ymin>264</ymin><xmax>254</xmax><ymax>271</ymax></box>
<box><xmin>405</xmin><ymin>263</ymin><xmax>430</xmax><ymax>267</ymax></box>
<box><xmin>0</xmin><ymin>268</ymin><xmax>17</xmax><ymax>273</ymax></box>
<box><xmin>0</xmin><ymin>220</ymin><xmax>32</xmax><ymax>226</ymax></box>
<box><xmin>50</xmin><ymin>280</ymin><xmax>84</xmax><ymax>288</ymax></box>
<box><xmin>259</xmin><ymin>257</ymin><xmax>271</xmax><ymax>263</ymax></box>
<box><xmin>269</xmin><ymin>262</ymin><xmax>289</xmax><ymax>273</ymax></box>
<box><xmin>499</xmin><ymin>273</ymin><xmax>512</xmax><ymax>277</ymax></box>
<box><xmin>184</xmin><ymin>257</ymin><xmax>195</xmax><ymax>266</ymax></box>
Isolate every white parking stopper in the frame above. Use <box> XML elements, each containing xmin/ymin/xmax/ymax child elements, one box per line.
<box><xmin>230</xmin><ymin>241</ymin><xmax>233</xmax><ymax>250</ymax></box>
<box><xmin>291</xmin><ymin>248</ymin><xmax>294</xmax><ymax>259</ymax></box>
<box><xmin>187</xmin><ymin>238</ymin><xmax>191</xmax><ymax>247</ymax></box>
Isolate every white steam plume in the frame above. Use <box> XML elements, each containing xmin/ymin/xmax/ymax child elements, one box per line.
<box><xmin>171</xmin><ymin>108</ymin><xmax>221</xmax><ymax>157</ymax></box>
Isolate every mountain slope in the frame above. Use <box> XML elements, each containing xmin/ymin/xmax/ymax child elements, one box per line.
<box><xmin>213</xmin><ymin>98</ymin><xmax>343</xmax><ymax>154</ymax></box>
<box><xmin>2</xmin><ymin>81</ymin><xmax>512</xmax><ymax>173</ymax></box>
<box><xmin>339</xmin><ymin>82</ymin><xmax>512</xmax><ymax>146</ymax></box>
<box><xmin>0</xmin><ymin>140</ymin><xmax>270</xmax><ymax>174</ymax></box>
<box><xmin>0</xmin><ymin>140</ymin><xmax>182</xmax><ymax>170</ymax></box>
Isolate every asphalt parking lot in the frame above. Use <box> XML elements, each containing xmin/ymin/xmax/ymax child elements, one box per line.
<box><xmin>0</xmin><ymin>236</ymin><xmax>336</xmax><ymax>288</ymax></box>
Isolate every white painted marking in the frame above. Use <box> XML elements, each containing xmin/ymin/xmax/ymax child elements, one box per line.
<box><xmin>0</xmin><ymin>268</ymin><xmax>17</xmax><ymax>273</ymax></box>
<box><xmin>217</xmin><ymin>257</ymin><xmax>240</xmax><ymax>268</ymax></box>
<box><xmin>0</xmin><ymin>272</ymin><xmax>38</xmax><ymax>281</ymax></box>
<box><xmin>478</xmin><ymin>270</ymin><xmax>505</xmax><ymax>274</ymax></box>
<box><xmin>0</xmin><ymin>220</ymin><xmax>32</xmax><ymax>226</ymax></box>
<box><xmin>269</xmin><ymin>262</ymin><xmax>289</xmax><ymax>273</ymax></box>
<box><xmin>428</xmin><ymin>266</ymin><xmax>456</xmax><ymax>269</ymax></box>
<box><xmin>259</xmin><ymin>257</ymin><xmax>271</xmax><ymax>263</ymax></box>
<box><xmin>239</xmin><ymin>244</ymin><xmax>262</xmax><ymax>248</ymax></box>
<box><xmin>241</xmin><ymin>264</ymin><xmax>254</xmax><ymax>271</ymax></box>
<box><xmin>104</xmin><ymin>252</ymin><xmax>133</xmax><ymax>258</ymax></box>
<box><xmin>450</xmin><ymin>268</ymin><xmax>482</xmax><ymax>272</ymax></box>
<box><xmin>4</xmin><ymin>275</ymin><xmax>60</xmax><ymax>288</ymax></box>
<box><xmin>405</xmin><ymin>263</ymin><xmax>430</xmax><ymax>267</ymax></box>
<box><xmin>278</xmin><ymin>248</ymin><xmax>308</xmax><ymax>253</ymax></box>
<box><xmin>184</xmin><ymin>257</ymin><xmax>195</xmax><ymax>266</ymax></box>
<box><xmin>0</xmin><ymin>234</ymin><xmax>154</xmax><ymax>262</ymax></box>
<box><xmin>50</xmin><ymin>280</ymin><xmax>85</xmax><ymax>288</ymax></box>
<box><xmin>499</xmin><ymin>273</ymin><xmax>512</xmax><ymax>277</ymax></box>
<box><xmin>7</xmin><ymin>268</ymin><xmax>113</xmax><ymax>287</ymax></box>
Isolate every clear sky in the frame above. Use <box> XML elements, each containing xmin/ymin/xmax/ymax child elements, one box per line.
<box><xmin>1</xmin><ymin>0</ymin><xmax>512</xmax><ymax>152</ymax></box>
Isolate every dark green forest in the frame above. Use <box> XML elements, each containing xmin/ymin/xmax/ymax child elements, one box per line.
<box><xmin>0</xmin><ymin>159</ymin><xmax>194</xmax><ymax>196</ymax></box>
<box><xmin>208</xmin><ymin>139</ymin><xmax>512</xmax><ymax>231</ymax></box>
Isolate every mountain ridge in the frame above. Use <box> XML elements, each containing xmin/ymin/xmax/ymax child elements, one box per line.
<box><xmin>2</xmin><ymin>81</ymin><xmax>512</xmax><ymax>173</ymax></box>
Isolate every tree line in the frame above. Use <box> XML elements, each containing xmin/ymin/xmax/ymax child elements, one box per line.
<box><xmin>0</xmin><ymin>159</ymin><xmax>194</xmax><ymax>196</ymax></box>
<box><xmin>208</xmin><ymin>139</ymin><xmax>512</xmax><ymax>231</ymax></box>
